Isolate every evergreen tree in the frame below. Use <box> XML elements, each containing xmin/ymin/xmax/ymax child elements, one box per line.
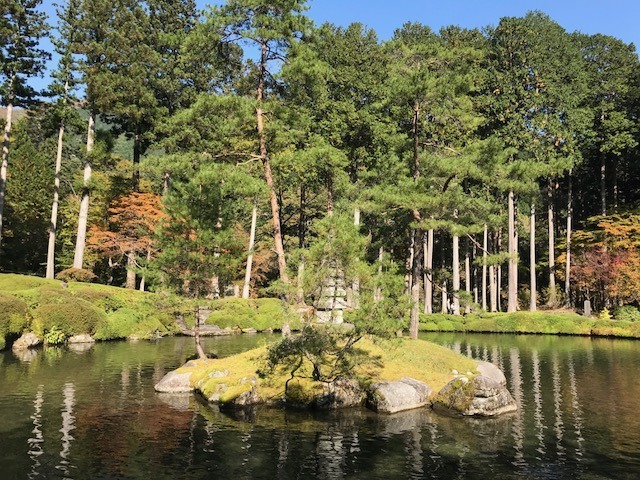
<box><xmin>0</xmin><ymin>0</ymin><xmax>49</xmax><ymax>243</ymax></box>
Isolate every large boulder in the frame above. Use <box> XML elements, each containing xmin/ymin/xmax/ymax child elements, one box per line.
<box><xmin>68</xmin><ymin>334</ymin><xmax>95</xmax><ymax>344</ymax></box>
<box><xmin>12</xmin><ymin>332</ymin><xmax>41</xmax><ymax>351</ymax></box>
<box><xmin>314</xmin><ymin>378</ymin><xmax>365</xmax><ymax>409</ymax></box>
<box><xmin>476</xmin><ymin>360</ymin><xmax>507</xmax><ymax>386</ymax></box>
<box><xmin>433</xmin><ymin>375</ymin><xmax>517</xmax><ymax>417</ymax></box>
<box><xmin>367</xmin><ymin>377</ymin><xmax>432</xmax><ymax>414</ymax></box>
<box><xmin>154</xmin><ymin>370</ymin><xmax>194</xmax><ymax>393</ymax></box>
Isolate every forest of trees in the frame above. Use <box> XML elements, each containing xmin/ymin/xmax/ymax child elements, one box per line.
<box><xmin>2</xmin><ymin>0</ymin><xmax>640</xmax><ymax>331</ymax></box>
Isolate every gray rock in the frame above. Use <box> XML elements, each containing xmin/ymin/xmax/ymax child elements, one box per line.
<box><xmin>433</xmin><ymin>374</ymin><xmax>517</xmax><ymax>417</ymax></box>
<box><xmin>476</xmin><ymin>360</ymin><xmax>507</xmax><ymax>386</ymax></box>
<box><xmin>12</xmin><ymin>332</ymin><xmax>41</xmax><ymax>351</ymax></box>
<box><xmin>229</xmin><ymin>377</ymin><xmax>260</xmax><ymax>406</ymax></box>
<box><xmin>314</xmin><ymin>378</ymin><xmax>365</xmax><ymax>409</ymax></box>
<box><xmin>68</xmin><ymin>334</ymin><xmax>95</xmax><ymax>344</ymax></box>
<box><xmin>367</xmin><ymin>377</ymin><xmax>433</xmax><ymax>414</ymax></box>
<box><xmin>154</xmin><ymin>370</ymin><xmax>194</xmax><ymax>393</ymax></box>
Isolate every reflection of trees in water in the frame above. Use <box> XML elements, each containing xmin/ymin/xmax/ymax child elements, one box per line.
<box><xmin>531</xmin><ymin>350</ymin><xmax>546</xmax><ymax>457</ymax></box>
<box><xmin>27</xmin><ymin>385</ymin><xmax>44</xmax><ymax>480</ymax></box>
<box><xmin>551</xmin><ymin>352</ymin><xmax>565</xmax><ymax>459</ymax></box>
<box><xmin>57</xmin><ymin>382</ymin><xmax>76</xmax><ymax>477</ymax></box>
<box><xmin>509</xmin><ymin>347</ymin><xmax>527</xmax><ymax>471</ymax></box>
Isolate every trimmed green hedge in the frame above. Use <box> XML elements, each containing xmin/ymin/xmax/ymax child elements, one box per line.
<box><xmin>419</xmin><ymin>311</ymin><xmax>640</xmax><ymax>338</ymax></box>
<box><xmin>31</xmin><ymin>298</ymin><xmax>107</xmax><ymax>338</ymax></box>
<box><xmin>0</xmin><ymin>293</ymin><xmax>28</xmax><ymax>350</ymax></box>
<box><xmin>205</xmin><ymin>298</ymin><xmax>300</xmax><ymax>331</ymax></box>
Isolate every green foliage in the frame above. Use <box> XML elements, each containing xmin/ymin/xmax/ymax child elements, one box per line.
<box><xmin>257</xmin><ymin>325</ymin><xmax>382</xmax><ymax>402</ymax></box>
<box><xmin>599</xmin><ymin>308</ymin><xmax>612</xmax><ymax>321</ymax></box>
<box><xmin>0</xmin><ymin>292</ymin><xmax>28</xmax><ymax>350</ymax></box>
<box><xmin>204</xmin><ymin>298</ymin><xmax>298</xmax><ymax>332</ymax></box>
<box><xmin>44</xmin><ymin>326</ymin><xmax>66</xmax><ymax>345</ymax></box>
<box><xmin>613</xmin><ymin>305</ymin><xmax>640</xmax><ymax>322</ymax></box>
<box><xmin>31</xmin><ymin>297</ymin><xmax>107</xmax><ymax>337</ymax></box>
<box><xmin>55</xmin><ymin>268</ymin><xmax>98</xmax><ymax>283</ymax></box>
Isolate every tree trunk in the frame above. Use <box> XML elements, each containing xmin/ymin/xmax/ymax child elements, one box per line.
<box><xmin>126</xmin><ymin>252</ymin><xmax>136</xmax><ymax>289</ymax></box>
<box><xmin>600</xmin><ymin>151</ymin><xmax>606</xmax><ymax>216</ymax></box>
<box><xmin>547</xmin><ymin>180</ymin><xmax>557</xmax><ymax>306</ymax></box>
<box><xmin>409</xmin><ymin>232</ymin><xmax>422</xmax><ymax>339</ymax></box>
<box><xmin>452</xmin><ymin>233</ymin><xmax>460</xmax><ymax>315</ymax></box>
<box><xmin>257</xmin><ymin>41</ymin><xmax>288</xmax><ymax>285</ymax></box>
<box><xmin>351</xmin><ymin>206</ymin><xmax>360</xmax><ymax>308</ymax></box>
<box><xmin>565</xmin><ymin>170</ymin><xmax>573</xmax><ymax>306</ymax></box>
<box><xmin>194</xmin><ymin>305</ymin><xmax>207</xmax><ymax>360</ymax></box>
<box><xmin>374</xmin><ymin>247</ymin><xmax>383</xmax><ymax>303</ymax></box>
<box><xmin>139</xmin><ymin>248</ymin><xmax>150</xmax><ymax>292</ymax></box>
<box><xmin>163</xmin><ymin>170</ymin><xmax>171</xmax><ymax>194</ymax></box>
<box><xmin>132</xmin><ymin>132</ymin><xmax>141</xmax><ymax>192</ymax></box>
<box><xmin>530</xmin><ymin>204</ymin><xmax>537</xmax><ymax>312</ymax></box>
<box><xmin>423</xmin><ymin>229</ymin><xmax>433</xmax><ymax>313</ymax></box>
<box><xmin>489</xmin><ymin>263</ymin><xmax>497</xmax><ymax>312</ymax></box>
<box><xmin>482</xmin><ymin>225</ymin><xmax>488</xmax><ymax>311</ymax></box>
<box><xmin>441</xmin><ymin>280</ymin><xmax>448</xmax><ymax>314</ymax></box>
<box><xmin>73</xmin><ymin>111</ymin><xmax>95</xmax><ymax>269</ymax></box>
<box><xmin>465</xmin><ymin>242</ymin><xmax>471</xmax><ymax>314</ymax></box>
<box><xmin>497</xmin><ymin>230</ymin><xmax>502</xmax><ymax>312</ymax></box>
<box><xmin>242</xmin><ymin>200</ymin><xmax>258</xmax><ymax>299</ymax></box>
<box><xmin>507</xmin><ymin>191</ymin><xmax>518</xmax><ymax>312</ymax></box>
<box><xmin>0</xmin><ymin>98</ymin><xmax>13</xmax><ymax>242</ymax></box>
<box><xmin>46</xmin><ymin>113</ymin><xmax>66</xmax><ymax>279</ymax></box>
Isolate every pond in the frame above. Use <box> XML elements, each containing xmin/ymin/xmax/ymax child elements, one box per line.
<box><xmin>1</xmin><ymin>332</ymin><xmax>639</xmax><ymax>479</ymax></box>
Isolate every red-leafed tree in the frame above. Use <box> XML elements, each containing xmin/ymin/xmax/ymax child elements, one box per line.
<box><xmin>87</xmin><ymin>192</ymin><xmax>166</xmax><ymax>289</ymax></box>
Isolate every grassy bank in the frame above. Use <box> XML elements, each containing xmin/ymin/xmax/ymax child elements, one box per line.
<box><xmin>420</xmin><ymin>311</ymin><xmax>640</xmax><ymax>338</ymax></box>
<box><xmin>177</xmin><ymin>337</ymin><xmax>478</xmax><ymax>406</ymax></box>
<box><xmin>0</xmin><ymin>274</ymin><xmax>295</xmax><ymax>350</ymax></box>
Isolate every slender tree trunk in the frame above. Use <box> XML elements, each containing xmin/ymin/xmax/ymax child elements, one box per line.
<box><xmin>0</xmin><ymin>95</ymin><xmax>14</xmax><ymax>242</ymax></box>
<box><xmin>530</xmin><ymin>204</ymin><xmax>536</xmax><ymax>312</ymax></box>
<box><xmin>406</xmin><ymin>229</ymin><xmax>415</xmax><ymax>295</ymax></box>
<box><xmin>497</xmin><ymin>230</ymin><xmax>502</xmax><ymax>312</ymax></box>
<box><xmin>410</xmin><ymin>238</ymin><xmax>422</xmax><ymax>339</ymax></box>
<box><xmin>547</xmin><ymin>180</ymin><xmax>557</xmax><ymax>305</ymax></box>
<box><xmin>482</xmin><ymin>225</ymin><xmax>488</xmax><ymax>311</ymax></box>
<box><xmin>242</xmin><ymin>200</ymin><xmax>258</xmax><ymax>299</ymax></box>
<box><xmin>139</xmin><ymin>248</ymin><xmax>150</xmax><ymax>292</ymax></box>
<box><xmin>126</xmin><ymin>252</ymin><xmax>136</xmax><ymax>289</ymax></box>
<box><xmin>452</xmin><ymin>231</ymin><xmax>460</xmax><ymax>315</ymax></box>
<box><xmin>46</xmin><ymin>107</ymin><xmax>67</xmax><ymax>279</ymax></box>
<box><xmin>163</xmin><ymin>170</ymin><xmax>171</xmax><ymax>194</ymax></box>
<box><xmin>465</xmin><ymin>242</ymin><xmax>471</xmax><ymax>314</ymax></box>
<box><xmin>374</xmin><ymin>247</ymin><xmax>383</xmax><ymax>303</ymax></box>
<box><xmin>441</xmin><ymin>280</ymin><xmax>448</xmax><ymax>314</ymax></box>
<box><xmin>613</xmin><ymin>157</ymin><xmax>619</xmax><ymax>212</ymax></box>
<box><xmin>257</xmin><ymin>41</ymin><xmax>288</xmax><ymax>285</ymax></box>
<box><xmin>507</xmin><ymin>191</ymin><xmax>518</xmax><ymax>312</ymax></box>
<box><xmin>132</xmin><ymin>132</ymin><xmax>141</xmax><ymax>192</ymax></box>
<box><xmin>194</xmin><ymin>305</ymin><xmax>207</xmax><ymax>360</ymax></box>
<box><xmin>352</xmin><ymin>206</ymin><xmax>360</xmax><ymax>308</ymax></box>
<box><xmin>73</xmin><ymin>111</ymin><xmax>95</xmax><ymax>269</ymax></box>
<box><xmin>489</xmin><ymin>263</ymin><xmax>497</xmax><ymax>312</ymax></box>
<box><xmin>326</xmin><ymin>175</ymin><xmax>333</xmax><ymax>215</ymax></box>
<box><xmin>423</xmin><ymin>229</ymin><xmax>433</xmax><ymax>313</ymax></box>
<box><xmin>600</xmin><ymin>151</ymin><xmax>606</xmax><ymax>216</ymax></box>
<box><xmin>565</xmin><ymin>170</ymin><xmax>573</xmax><ymax>306</ymax></box>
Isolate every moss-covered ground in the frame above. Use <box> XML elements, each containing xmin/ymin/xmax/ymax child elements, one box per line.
<box><xmin>178</xmin><ymin>337</ymin><xmax>478</xmax><ymax>406</ymax></box>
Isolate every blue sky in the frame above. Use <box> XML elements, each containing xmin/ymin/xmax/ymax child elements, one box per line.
<box><xmin>33</xmin><ymin>0</ymin><xmax>640</xmax><ymax>91</ymax></box>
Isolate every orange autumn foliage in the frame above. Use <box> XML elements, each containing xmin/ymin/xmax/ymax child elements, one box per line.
<box><xmin>88</xmin><ymin>192</ymin><xmax>167</xmax><ymax>261</ymax></box>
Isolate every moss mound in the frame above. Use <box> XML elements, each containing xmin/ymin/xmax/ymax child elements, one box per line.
<box><xmin>180</xmin><ymin>337</ymin><xmax>477</xmax><ymax>406</ymax></box>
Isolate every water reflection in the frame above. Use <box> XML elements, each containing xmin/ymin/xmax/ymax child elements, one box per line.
<box><xmin>27</xmin><ymin>385</ymin><xmax>44</xmax><ymax>479</ymax></box>
<box><xmin>57</xmin><ymin>382</ymin><xmax>76</xmax><ymax>477</ymax></box>
<box><xmin>2</xmin><ymin>335</ymin><xmax>640</xmax><ymax>479</ymax></box>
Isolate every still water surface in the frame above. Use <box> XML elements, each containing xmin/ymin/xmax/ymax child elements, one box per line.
<box><xmin>1</xmin><ymin>333</ymin><xmax>639</xmax><ymax>479</ymax></box>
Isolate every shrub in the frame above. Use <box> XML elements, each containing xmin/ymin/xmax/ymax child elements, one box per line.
<box><xmin>204</xmin><ymin>298</ymin><xmax>295</xmax><ymax>331</ymax></box>
<box><xmin>55</xmin><ymin>268</ymin><xmax>97</xmax><ymax>283</ymax></box>
<box><xmin>31</xmin><ymin>298</ymin><xmax>107</xmax><ymax>338</ymax></box>
<box><xmin>0</xmin><ymin>293</ymin><xmax>28</xmax><ymax>350</ymax></box>
<box><xmin>614</xmin><ymin>305</ymin><xmax>640</xmax><ymax>322</ymax></box>
<box><xmin>72</xmin><ymin>289</ymin><xmax>125</xmax><ymax>312</ymax></box>
<box><xmin>44</xmin><ymin>327</ymin><xmax>66</xmax><ymax>345</ymax></box>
